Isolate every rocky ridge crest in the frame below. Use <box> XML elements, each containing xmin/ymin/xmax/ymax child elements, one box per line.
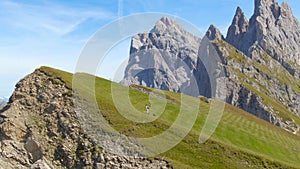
<box><xmin>212</xmin><ymin>41</ymin><xmax>300</xmax><ymax>134</ymax></box>
<box><xmin>0</xmin><ymin>68</ymin><xmax>171</xmax><ymax>169</ymax></box>
<box><xmin>226</xmin><ymin>0</ymin><xmax>300</xmax><ymax>77</ymax></box>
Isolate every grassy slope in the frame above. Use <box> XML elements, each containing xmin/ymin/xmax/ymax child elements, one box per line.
<box><xmin>40</xmin><ymin>66</ymin><xmax>300</xmax><ymax>169</ymax></box>
<box><xmin>214</xmin><ymin>40</ymin><xmax>300</xmax><ymax>131</ymax></box>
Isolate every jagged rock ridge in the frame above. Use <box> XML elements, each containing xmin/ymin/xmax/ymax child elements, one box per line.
<box><xmin>226</xmin><ymin>7</ymin><xmax>249</xmax><ymax>48</ymax></box>
<box><xmin>212</xmin><ymin>41</ymin><xmax>300</xmax><ymax>134</ymax></box>
<box><xmin>226</xmin><ymin>0</ymin><xmax>300</xmax><ymax>77</ymax></box>
<box><xmin>223</xmin><ymin>0</ymin><xmax>300</xmax><ymax>133</ymax></box>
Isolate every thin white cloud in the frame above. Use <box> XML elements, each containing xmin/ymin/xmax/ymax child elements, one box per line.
<box><xmin>41</xmin><ymin>18</ymin><xmax>86</xmax><ymax>35</ymax></box>
<box><xmin>118</xmin><ymin>0</ymin><xmax>123</xmax><ymax>17</ymax></box>
<box><xmin>0</xmin><ymin>0</ymin><xmax>116</xmax><ymax>36</ymax></box>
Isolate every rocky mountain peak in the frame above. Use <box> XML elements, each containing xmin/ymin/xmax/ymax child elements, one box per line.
<box><xmin>234</xmin><ymin>6</ymin><xmax>249</xmax><ymax>32</ymax></box>
<box><xmin>205</xmin><ymin>24</ymin><xmax>225</xmax><ymax>41</ymax></box>
<box><xmin>226</xmin><ymin>6</ymin><xmax>249</xmax><ymax>47</ymax></box>
<box><xmin>280</xmin><ymin>1</ymin><xmax>296</xmax><ymax>21</ymax></box>
<box><xmin>150</xmin><ymin>16</ymin><xmax>187</xmax><ymax>35</ymax></box>
<box><xmin>158</xmin><ymin>16</ymin><xmax>175</xmax><ymax>26</ymax></box>
<box><xmin>123</xmin><ymin>17</ymin><xmax>201</xmax><ymax>96</ymax></box>
<box><xmin>254</xmin><ymin>0</ymin><xmax>280</xmax><ymax>17</ymax></box>
<box><xmin>233</xmin><ymin>6</ymin><xmax>248</xmax><ymax>30</ymax></box>
<box><xmin>226</xmin><ymin>0</ymin><xmax>300</xmax><ymax>77</ymax></box>
<box><xmin>281</xmin><ymin>1</ymin><xmax>291</xmax><ymax>12</ymax></box>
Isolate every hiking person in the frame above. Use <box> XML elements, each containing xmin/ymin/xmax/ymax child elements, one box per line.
<box><xmin>146</xmin><ymin>104</ymin><xmax>150</xmax><ymax>114</ymax></box>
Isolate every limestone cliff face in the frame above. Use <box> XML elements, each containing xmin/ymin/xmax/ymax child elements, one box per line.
<box><xmin>226</xmin><ymin>0</ymin><xmax>300</xmax><ymax>77</ymax></box>
<box><xmin>122</xmin><ymin>17</ymin><xmax>202</xmax><ymax>96</ymax></box>
<box><xmin>212</xmin><ymin>41</ymin><xmax>300</xmax><ymax>134</ymax></box>
<box><xmin>223</xmin><ymin>0</ymin><xmax>300</xmax><ymax>133</ymax></box>
<box><xmin>0</xmin><ymin>68</ymin><xmax>171</xmax><ymax>169</ymax></box>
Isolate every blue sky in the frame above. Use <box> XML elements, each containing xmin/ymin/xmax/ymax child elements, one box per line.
<box><xmin>0</xmin><ymin>0</ymin><xmax>299</xmax><ymax>97</ymax></box>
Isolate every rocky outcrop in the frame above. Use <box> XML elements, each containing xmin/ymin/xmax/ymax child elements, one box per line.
<box><xmin>226</xmin><ymin>7</ymin><xmax>249</xmax><ymax>49</ymax></box>
<box><xmin>122</xmin><ymin>17</ymin><xmax>201</xmax><ymax>96</ymax></box>
<box><xmin>226</xmin><ymin>0</ymin><xmax>300</xmax><ymax>77</ymax></box>
<box><xmin>206</xmin><ymin>25</ymin><xmax>225</xmax><ymax>41</ymax></box>
<box><xmin>212</xmin><ymin>41</ymin><xmax>300</xmax><ymax>134</ymax></box>
<box><xmin>223</xmin><ymin>0</ymin><xmax>300</xmax><ymax>132</ymax></box>
<box><xmin>0</xmin><ymin>68</ymin><xmax>171</xmax><ymax>168</ymax></box>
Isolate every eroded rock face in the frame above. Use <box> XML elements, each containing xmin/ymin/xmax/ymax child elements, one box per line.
<box><xmin>226</xmin><ymin>0</ymin><xmax>300</xmax><ymax>77</ymax></box>
<box><xmin>222</xmin><ymin>0</ymin><xmax>300</xmax><ymax>133</ymax></box>
<box><xmin>122</xmin><ymin>17</ymin><xmax>201</xmax><ymax>96</ymax></box>
<box><xmin>206</xmin><ymin>25</ymin><xmax>225</xmax><ymax>41</ymax></box>
<box><xmin>213</xmin><ymin>41</ymin><xmax>300</xmax><ymax>134</ymax></box>
<box><xmin>226</xmin><ymin>7</ymin><xmax>249</xmax><ymax>49</ymax></box>
<box><xmin>224</xmin><ymin>0</ymin><xmax>300</xmax><ymax>129</ymax></box>
<box><xmin>0</xmin><ymin>69</ymin><xmax>171</xmax><ymax>169</ymax></box>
